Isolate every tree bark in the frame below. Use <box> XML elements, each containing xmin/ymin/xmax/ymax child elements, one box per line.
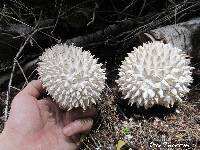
<box><xmin>138</xmin><ymin>17</ymin><xmax>200</xmax><ymax>57</ymax></box>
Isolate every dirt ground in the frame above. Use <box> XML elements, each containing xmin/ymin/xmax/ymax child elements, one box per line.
<box><xmin>79</xmin><ymin>68</ymin><xmax>200</xmax><ymax>149</ymax></box>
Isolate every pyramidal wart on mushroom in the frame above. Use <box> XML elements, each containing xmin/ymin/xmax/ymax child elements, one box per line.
<box><xmin>37</xmin><ymin>44</ymin><xmax>106</xmax><ymax>110</ymax></box>
<box><xmin>117</xmin><ymin>41</ymin><xmax>194</xmax><ymax>109</ymax></box>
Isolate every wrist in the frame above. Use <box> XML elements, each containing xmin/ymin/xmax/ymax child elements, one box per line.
<box><xmin>0</xmin><ymin>133</ymin><xmax>11</xmax><ymax>149</ymax></box>
<box><xmin>0</xmin><ymin>131</ymin><xmax>20</xmax><ymax>150</ymax></box>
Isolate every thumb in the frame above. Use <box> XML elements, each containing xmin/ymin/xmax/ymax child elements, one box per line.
<box><xmin>63</xmin><ymin>118</ymin><xmax>93</xmax><ymax>137</ymax></box>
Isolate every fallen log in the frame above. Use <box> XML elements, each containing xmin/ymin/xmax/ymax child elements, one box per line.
<box><xmin>138</xmin><ymin>17</ymin><xmax>200</xmax><ymax>57</ymax></box>
<box><xmin>64</xmin><ymin>19</ymin><xmax>137</xmax><ymax>47</ymax></box>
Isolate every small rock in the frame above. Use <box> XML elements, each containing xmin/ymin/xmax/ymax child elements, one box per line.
<box><xmin>194</xmin><ymin>116</ymin><xmax>200</xmax><ymax>124</ymax></box>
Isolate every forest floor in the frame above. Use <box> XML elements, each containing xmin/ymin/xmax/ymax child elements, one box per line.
<box><xmin>0</xmin><ymin>0</ymin><xmax>200</xmax><ymax>149</ymax></box>
<box><xmin>82</xmin><ymin>82</ymin><xmax>200</xmax><ymax>149</ymax></box>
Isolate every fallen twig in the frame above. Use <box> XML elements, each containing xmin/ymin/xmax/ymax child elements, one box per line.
<box><xmin>4</xmin><ymin>28</ymin><xmax>39</xmax><ymax>121</ymax></box>
<box><xmin>87</xmin><ymin>2</ymin><xmax>98</xmax><ymax>26</ymax></box>
<box><xmin>15</xmin><ymin>59</ymin><xmax>28</xmax><ymax>85</ymax></box>
<box><xmin>4</xmin><ymin>50</ymin><xmax>38</xmax><ymax>121</ymax></box>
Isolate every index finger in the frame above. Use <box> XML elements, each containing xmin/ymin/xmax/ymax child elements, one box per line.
<box><xmin>20</xmin><ymin>80</ymin><xmax>43</xmax><ymax>98</ymax></box>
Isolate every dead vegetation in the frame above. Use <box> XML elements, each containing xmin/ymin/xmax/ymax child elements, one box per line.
<box><xmin>80</xmin><ymin>81</ymin><xmax>200</xmax><ymax>149</ymax></box>
<box><xmin>0</xmin><ymin>0</ymin><xmax>200</xmax><ymax>149</ymax></box>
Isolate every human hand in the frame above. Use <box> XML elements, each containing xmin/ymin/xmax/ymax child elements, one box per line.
<box><xmin>0</xmin><ymin>80</ymin><xmax>95</xmax><ymax>150</ymax></box>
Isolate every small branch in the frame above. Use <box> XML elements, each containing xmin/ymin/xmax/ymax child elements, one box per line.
<box><xmin>87</xmin><ymin>2</ymin><xmax>98</xmax><ymax>26</ymax></box>
<box><xmin>10</xmin><ymin>86</ymin><xmax>21</xmax><ymax>91</ymax></box>
<box><xmin>0</xmin><ymin>12</ymin><xmax>60</xmax><ymax>43</ymax></box>
<box><xmin>4</xmin><ymin>91</ymin><xmax>9</xmax><ymax>122</ymax></box>
<box><xmin>4</xmin><ymin>28</ymin><xmax>40</xmax><ymax>121</ymax></box>
<box><xmin>120</xmin><ymin>0</ymin><xmax>136</xmax><ymax>14</ymax></box>
<box><xmin>89</xmin><ymin>134</ymin><xmax>102</xmax><ymax>149</ymax></box>
<box><xmin>15</xmin><ymin>59</ymin><xmax>28</xmax><ymax>85</ymax></box>
<box><xmin>51</xmin><ymin>0</ymin><xmax>63</xmax><ymax>34</ymax></box>
<box><xmin>138</xmin><ymin>0</ymin><xmax>146</xmax><ymax>17</ymax></box>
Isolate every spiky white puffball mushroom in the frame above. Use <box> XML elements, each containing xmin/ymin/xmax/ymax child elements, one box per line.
<box><xmin>117</xmin><ymin>41</ymin><xmax>194</xmax><ymax>109</ymax></box>
<box><xmin>37</xmin><ymin>44</ymin><xmax>106</xmax><ymax>110</ymax></box>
